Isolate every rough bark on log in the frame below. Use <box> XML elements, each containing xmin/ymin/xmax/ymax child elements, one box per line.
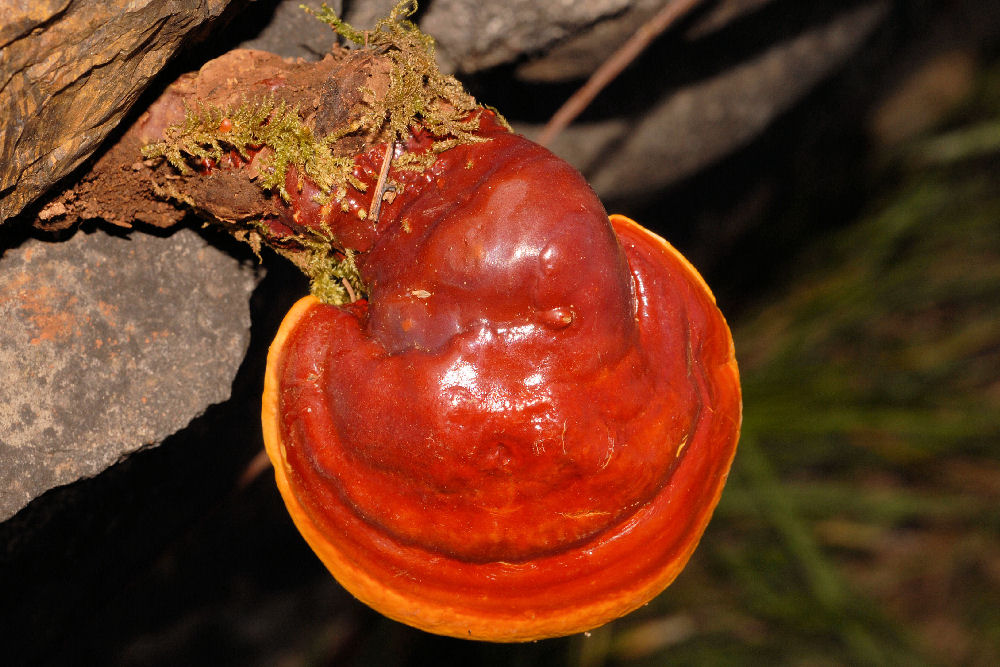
<box><xmin>0</xmin><ymin>0</ymin><xmax>233</xmax><ymax>224</ymax></box>
<box><xmin>31</xmin><ymin>47</ymin><xmax>376</xmax><ymax>232</ymax></box>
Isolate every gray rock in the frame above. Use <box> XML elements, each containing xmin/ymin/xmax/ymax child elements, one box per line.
<box><xmin>238</xmin><ymin>0</ymin><xmax>344</xmax><ymax>60</ymax></box>
<box><xmin>515</xmin><ymin>0</ymin><xmax>778</xmax><ymax>83</ymax></box>
<box><xmin>265</xmin><ymin>0</ymin><xmax>638</xmax><ymax>74</ymax></box>
<box><xmin>535</xmin><ymin>1</ymin><xmax>890</xmax><ymax>201</ymax></box>
<box><xmin>421</xmin><ymin>0</ymin><xmax>631</xmax><ymax>74</ymax></box>
<box><xmin>0</xmin><ymin>227</ymin><xmax>261</xmax><ymax>520</ymax></box>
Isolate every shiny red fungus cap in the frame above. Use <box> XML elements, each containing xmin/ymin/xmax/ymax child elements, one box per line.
<box><xmin>261</xmin><ymin>129</ymin><xmax>740</xmax><ymax>641</ymax></box>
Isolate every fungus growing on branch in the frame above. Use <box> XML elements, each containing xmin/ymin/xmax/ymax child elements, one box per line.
<box><xmin>140</xmin><ymin>1</ymin><xmax>741</xmax><ymax>641</ymax></box>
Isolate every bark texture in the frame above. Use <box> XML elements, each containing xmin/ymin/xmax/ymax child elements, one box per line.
<box><xmin>0</xmin><ymin>0</ymin><xmax>233</xmax><ymax>223</ymax></box>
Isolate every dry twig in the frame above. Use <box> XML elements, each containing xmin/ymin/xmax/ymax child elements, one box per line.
<box><xmin>537</xmin><ymin>0</ymin><xmax>704</xmax><ymax>147</ymax></box>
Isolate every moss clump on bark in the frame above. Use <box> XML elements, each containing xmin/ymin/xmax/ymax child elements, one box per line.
<box><xmin>144</xmin><ymin>0</ymin><xmax>502</xmax><ymax>204</ymax></box>
<box><xmin>141</xmin><ymin>1</ymin><xmax>509</xmax><ymax>306</ymax></box>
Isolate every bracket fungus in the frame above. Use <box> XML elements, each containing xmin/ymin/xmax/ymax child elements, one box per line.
<box><xmin>260</xmin><ymin>117</ymin><xmax>740</xmax><ymax>640</ymax></box>
<box><xmin>145</xmin><ymin>1</ymin><xmax>741</xmax><ymax>643</ymax></box>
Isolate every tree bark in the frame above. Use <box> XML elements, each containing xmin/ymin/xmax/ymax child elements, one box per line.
<box><xmin>0</xmin><ymin>0</ymin><xmax>234</xmax><ymax>223</ymax></box>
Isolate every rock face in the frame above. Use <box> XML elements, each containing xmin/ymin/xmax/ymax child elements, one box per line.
<box><xmin>0</xmin><ymin>0</ymin><xmax>232</xmax><ymax>223</ymax></box>
<box><xmin>415</xmin><ymin>0</ymin><xmax>632</xmax><ymax>74</ymax></box>
<box><xmin>0</xmin><ymin>227</ymin><xmax>260</xmax><ymax>520</ymax></box>
<box><xmin>237</xmin><ymin>0</ymin><xmax>344</xmax><ymax>59</ymax></box>
<box><xmin>541</xmin><ymin>1</ymin><xmax>891</xmax><ymax>203</ymax></box>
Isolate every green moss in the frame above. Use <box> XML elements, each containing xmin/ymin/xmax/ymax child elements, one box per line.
<box><xmin>141</xmin><ymin>98</ymin><xmax>364</xmax><ymax>203</ymax></box>
<box><xmin>304</xmin><ymin>0</ymin><xmax>500</xmax><ymax>147</ymax></box>
<box><xmin>143</xmin><ymin>0</ymin><xmax>508</xmax><ymax>306</ymax></box>
<box><xmin>143</xmin><ymin>0</ymin><xmax>502</xmax><ymax>207</ymax></box>
<box><xmin>142</xmin><ymin>98</ymin><xmax>372</xmax><ymax>305</ymax></box>
<box><xmin>307</xmin><ymin>247</ymin><xmax>366</xmax><ymax>305</ymax></box>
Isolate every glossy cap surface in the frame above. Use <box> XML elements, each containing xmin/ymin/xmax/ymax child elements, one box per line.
<box><xmin>262</xmin><ymin>208</ymin><xmax>740</xmax><ymax>641</ymax></box>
